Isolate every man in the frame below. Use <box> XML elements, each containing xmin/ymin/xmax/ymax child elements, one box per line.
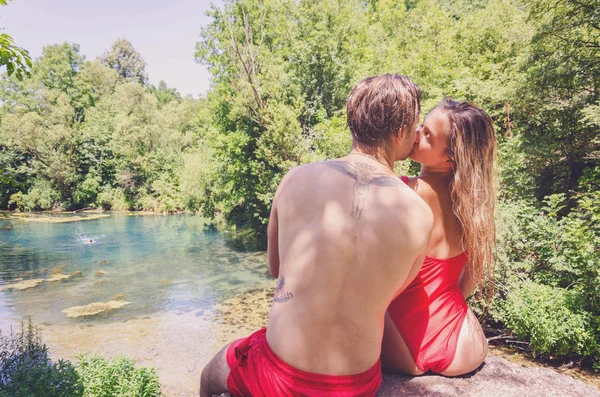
<box><xmin>200</xmin><ymin>74</ymin><xmax>433</xmax><ymax>397</ymax></box>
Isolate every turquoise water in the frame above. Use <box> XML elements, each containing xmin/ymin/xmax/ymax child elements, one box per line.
<box><xmin>0</xmin><ymin>213</ymin><xmax>273</xmax><ymax>395</ymax></box>
<box><xmin>0</xmin><ymin>212</ymin><xmax>270</xmax><ymax>327</ymax></box>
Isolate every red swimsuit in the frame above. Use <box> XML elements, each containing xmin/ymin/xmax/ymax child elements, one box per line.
<box><xmin>387</xmin><ymin>176</ymin><xmax>469</xmax><ymax>373</ymax></box>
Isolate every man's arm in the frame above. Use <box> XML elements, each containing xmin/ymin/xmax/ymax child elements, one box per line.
<box><xmin>267</xmin><ymin>203</ymin><xmax>279</xmax><ymax>279</ymax></box>
<box><xmin>392</xmin><ymin>199</ymin><xmax>433</xmax><ymax>299</ymax></box>
<box><xmin>392</xmin><ymin>251</ymin><xmax>426</xmax><ymax>300</ymax></box>
<box><xmin>266</xmin><ymin>167</ymin><xmax>297</xmax><ymax>278</ymax></box>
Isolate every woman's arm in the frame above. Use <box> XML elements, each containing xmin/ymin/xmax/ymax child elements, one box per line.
<box><xmin>458</xmin><ymin>266</ymin><xmax>479</xmax><ymax>299</ymax></box>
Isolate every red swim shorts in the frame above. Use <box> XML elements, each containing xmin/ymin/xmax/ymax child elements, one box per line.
<box><xmin>226</xmin><ymin>328</ymin><xmax>382</xmax><ymax>397</ymax></box>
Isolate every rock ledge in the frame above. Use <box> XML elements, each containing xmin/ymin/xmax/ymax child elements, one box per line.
<box><xmin>377</xmin><ymin>354</ymin><xmax>599</xmax><ymax>397</ymax></box>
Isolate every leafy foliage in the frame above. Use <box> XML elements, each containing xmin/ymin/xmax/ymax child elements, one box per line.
<box><xmin>0</xmin><ymin>318</ymin><xmax>83</xmax><ymax>396</ymax></box>
<box><xmin>495</xmin><ymin>192</ymin><xmax>600</xmax><ymax>364</ymax></box>
<box><xmin>0</xmin><ymin>1</ymin><xmax>32</xmax><ymax>81</ymax></box>
<box><xmin>0</xmin><ymin>41</ymin><xmax>205</xmax><ymax>213</ymax></box>
<box><xmin>77</xmin><ymin>354</ymin><xmax>162</xmax><ymax>397</ymax></box>
<box><xmin>99</xmin><ymin>38</ymin><xmax>149</xmax><ymax>85</ymax></box>
<box><xmin>511</xmin><ymin>0</ymin><xmax>600</xmax><ymax>201</ymax></box>
<box><xmin>0</xmin><ymin>33</ymin><xmax>31</xmax><ymax>81</ymax></box>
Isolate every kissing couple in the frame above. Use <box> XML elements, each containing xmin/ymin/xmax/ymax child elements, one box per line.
<box><xmin>201</xmin><ymin>73</ymin><xmax>496</xmax><ymax>397</ymax></box>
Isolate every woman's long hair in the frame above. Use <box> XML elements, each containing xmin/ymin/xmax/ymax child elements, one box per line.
<box><xmin>438</xmin><ymin>99</ymin><xmax>497</xmax><ymax>297</ymax></box>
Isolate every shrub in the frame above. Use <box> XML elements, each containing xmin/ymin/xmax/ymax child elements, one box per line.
<box><xmin>0</xmin><ymin>319</ymin><xmax>164</xmax><ymax>396</ymax></box>
<box><xmin>77</xmin><ymin>354</ymin><xmax>162</xmax><ymax>397</ymax></box>
<box><xmin>73</xmin><ymin>174</ymin><xmax>101</xmax><ymax>207</ymax></box>
<box><xmin>0</xmin><ymin>318</ymin><xmax>83</xmax><ymax>396</ymax></box>
<box><xmin>497</xmin><ymin>280</ymin><xmax>597</xmax><ymax>357</ymax></box>
<box><xmin>493</xmin><ymin>192</ymin><xmax>600</xmax><ymax>365</ymax></box>
<box><xmin>96</xmin><ymin>186</ymin><xmax>131</xmax><ymax>211</ymax></box>
<box><xmin>8</xmin><ymin>179</ymin><xmax>61</xmax><ymax>211</ymax></box>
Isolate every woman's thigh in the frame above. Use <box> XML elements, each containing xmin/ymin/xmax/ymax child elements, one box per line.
<box><xmin>441</xmin><ymin>309</ymin><xmax>488</xmax><ymax>377</ymax></box>
<box><xmin>380</xmin><ymin>312</ymin><xmax>424</xmax><ymax>376</ymax></box>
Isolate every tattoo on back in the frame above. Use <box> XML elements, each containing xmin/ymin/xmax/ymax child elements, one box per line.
<box><xmin>273</xmin><ymin>276</ymin><xmax>293</xmax><ymax>303</ymax></box>
<box><xmin>324</xmin><ymin>160</ymin><xmax>403</xmax><ymax>219</ymax></box>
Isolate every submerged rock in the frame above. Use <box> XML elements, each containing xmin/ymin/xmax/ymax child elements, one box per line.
<box><xmin>1</xmin><ymin>278</ymin><xmax>44</xmax><ymax>291</ymax></box>
<box><xmin>47</xmin><ymin>274</ymin><xmax>70</xmax><ymax>282</ymax></box>
<box><xmin>51</xmin><ymin>265</ymin><xmax>67</xmax><ymax>276</ymax></box>
<box><xmin>210</xmin><ymin>287</ymin><xmax>274</xmax><ymax>330</ymax></box>
<box><xmin>62</xmin><ymin>300</ymin><xmax>131</xmax><ymax>318</ymax></box>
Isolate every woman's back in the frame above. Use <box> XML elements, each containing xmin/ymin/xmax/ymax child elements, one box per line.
<box><xmin>405</xmin><ymin>175</ymin><xmax>464</xmax><ymax>259</ymax></box>
<box><xmin>386</xmin><ymin>175</ymin><xmax>469</xmax><ymax>374</ymax></box>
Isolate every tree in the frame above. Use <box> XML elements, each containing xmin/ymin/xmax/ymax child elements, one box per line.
<box><xmin>149</xmin><ymin>80</ymin><xmax>181</xmax><ymax>108</ymax></box>
<box><xmin>512</xmin><ymin>0</ymin><xmax>600</xmax><ymax>200</ymax></box>
<box><xmin>0</xmin><ymin>0</ymin><xmax>32</xmax><ymax>81</ymax></box>
<box><xmin>196</xmin><ymin>0</ymin><xmax>319</xmax><ymax>248</ymax></box>
<box><xmin>99</xmin><ymin>38</ymin><xmax>148</xmax><ymax>85</ymax></box>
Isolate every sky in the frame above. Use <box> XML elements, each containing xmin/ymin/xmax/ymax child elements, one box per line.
<box><xmin>0</xmin><ymin>0</ymin><xmax>223</xmax><ymax>97</ymax></box>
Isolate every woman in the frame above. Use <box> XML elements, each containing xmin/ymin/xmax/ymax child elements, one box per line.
<box><xmin>381</xmin><ymin>98</ymin><xmax>497</xmax><ymax>376</ymax></box>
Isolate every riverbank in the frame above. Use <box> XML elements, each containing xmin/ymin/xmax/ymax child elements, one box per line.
<box><xmin>7</xmin><ymin>281</ymin><xmax>597</xmax><ymax>396</ymax></box>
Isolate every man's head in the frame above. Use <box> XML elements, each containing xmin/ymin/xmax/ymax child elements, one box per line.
<box><xmin>346</xmin><ymin>74</ymin><xmax>421</xmax><ymax>160</ymax></box>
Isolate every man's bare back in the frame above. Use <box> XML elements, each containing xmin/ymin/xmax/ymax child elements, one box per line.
<box><xmin>266</xmin><ymin>156</ymin><xmax>432</xmax><ymax>375</ymax></box>
<box><xmin>200</xmin><ymin>74</ymin><xmax>433</xmax><ymax>397</ymax></box>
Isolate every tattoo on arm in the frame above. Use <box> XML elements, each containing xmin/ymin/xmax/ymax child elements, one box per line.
<box><xmin>324</xmin><ymin>160</ymin><xmax>404</xmax><ymax>219</ymax></box>
<box><xmin>273</xmin><ymin>276</ymin><xmax>293</xmax><ymax>303</ymax></box>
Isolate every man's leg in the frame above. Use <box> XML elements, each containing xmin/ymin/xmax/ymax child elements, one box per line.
<box><xmin>200</xmin><ymin>343</ymin><xmax>231</xmax><ymax>397</ymax></box>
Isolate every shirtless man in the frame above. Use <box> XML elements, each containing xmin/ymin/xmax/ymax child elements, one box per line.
<box><xmin>200</xmin><ymin>74</ymin><xmax>433</xmax><ymax>397</ymax></box>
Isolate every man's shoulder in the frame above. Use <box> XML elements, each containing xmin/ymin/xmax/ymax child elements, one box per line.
<box><xmin>274</xmin><ymin>162</ymin><xmax>325</xmax><ymax>195</ymax></box>
<box><xmin>282</xmin><ymin>160</ymin><xmax>344</xmax><ymax>180</ymax></box>
<box><xmin>391</xmin><ymin>185</ymin><xmax>434</xmax><ymax>231</ymax></box>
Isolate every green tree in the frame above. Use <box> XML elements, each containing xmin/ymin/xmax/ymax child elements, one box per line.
<box><xmin>512</xmin><ymin>0</ymin><xmax>600</xmax><ymax>200</ymax></box>
<box><xmin>99</xmin><ymin>38</ymin><xmax>148</xmax><ymax>85</ymax></box>
<box><xmin>196</xmin><ymin>0</ymin><xmax>315</xmax><ymax>247</ymax></box>
<box><xmin>149</xmin><ymin>80</ymin><xmax>182</xmax><ymax>108</ymax></box>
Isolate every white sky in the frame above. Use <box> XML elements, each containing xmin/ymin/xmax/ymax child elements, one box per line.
<box><xmin>1</xmin><ymin>0</ymin><xmax>223</xmax><ymax>97</ymax></box>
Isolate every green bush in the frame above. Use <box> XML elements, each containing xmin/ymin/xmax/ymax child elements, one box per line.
<box><xmin>73</xmin><ymin>174</ymin><xmax>101</xmax><ymax>207</ymax></box>
<box><xmin>497</xmin><ymin>280</ymin><xmax>597</xmax><ymax>357</ymax></box>
<box><xmin>0</xmin><ymin>319</ymin><xmax>164</xmax><ymax>396</ymax></box>
<box><xmin>77</xmin><ymin>354</ymin><xmax>162</xmax><ymax>397</ymax></box>
<box><xmin>96</xmin><ymin>186</ymin><xmax>131</xmax><ymax>211</ymax></box>
<box><xmin>493</xmin><ymin>192</ymin><xmax>600</xmax><ymax>365</ymax></box>
<box><xmin>8</xmin><ymin>179</ymin><xmax>61</xmax><ymax>211</ymax></box>
<box><xmin>0</xmin><ymin>319</ymin><xmax>83</xmax><ymax>396</ymax></box>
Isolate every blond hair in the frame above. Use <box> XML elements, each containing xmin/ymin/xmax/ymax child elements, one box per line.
<box><xmin>438</xmin><ymin>99</ymin><xmax>497</xmax><ymax>297</ymax></box>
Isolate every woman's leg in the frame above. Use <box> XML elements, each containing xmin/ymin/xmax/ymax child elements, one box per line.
<box><xmin>441</xmin><ymin>309</ymin><xmax>487</xmax><ymax>377</ymax></box>
<box><xmin>380</xmin><ymin>312</ymin><xmax>425</xmax><ymax>376</ymax></box>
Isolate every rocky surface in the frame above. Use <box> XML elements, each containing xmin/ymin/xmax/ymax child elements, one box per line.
<box><xmin>377</xmin><ymin>354</ymin><xmax>600</xmax><ymax>396</ymax></box>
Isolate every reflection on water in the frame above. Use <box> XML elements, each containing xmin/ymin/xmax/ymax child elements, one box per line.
<box><xmin>0</xmin><ymin>213</ymin><xmax>273</xmax><ymax>396</ymax></box>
